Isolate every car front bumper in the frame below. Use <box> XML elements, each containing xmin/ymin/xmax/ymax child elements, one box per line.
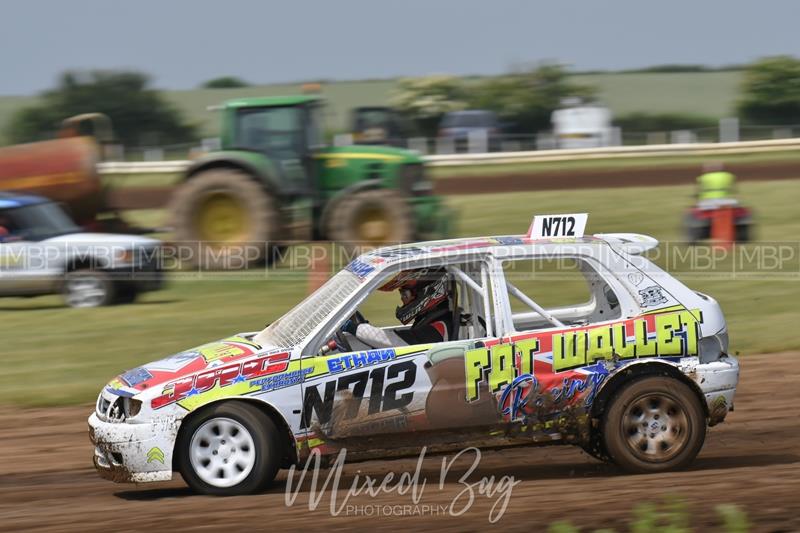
<box><xmin>88</xmin><ymin>412</ymin><xmax>180</xmax><ymax>483</ymax></box>
<box><xmin>693</xmin><ymin>355</ymin><xmax>740</xmax><ymax>426</ymax></box>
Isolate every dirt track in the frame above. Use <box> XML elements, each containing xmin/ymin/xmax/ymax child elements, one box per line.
<box><xmin>1</xmin><ymin>352</ymin><xmax>798</xmax><ymax>532</ymax></box>
<box><xmin>108</xmin><ymin>160</ymin><xmax>800</xmax><ymax>209</ymax></box>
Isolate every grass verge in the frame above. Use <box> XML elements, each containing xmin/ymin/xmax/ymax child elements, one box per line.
<box><xmin>2</xmin><ymin>179</ymin><xmax>799</xmax><ymax>405</ymax></box>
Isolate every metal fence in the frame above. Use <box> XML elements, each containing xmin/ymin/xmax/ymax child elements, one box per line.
<box><xmin>98</xmin><ymin>137</ymin><xmax>800</xmax><ymax>176</ymax></box>
<box><xmin>115</xmin><ymin>122</ymin><xmax>800</xmax><ymax>162</ymax></box>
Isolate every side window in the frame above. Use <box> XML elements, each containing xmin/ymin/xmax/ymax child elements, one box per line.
<box><xmin>502</xmin><ymin>256</ymin><xmax>621</xmax><ymax>332</ymax></box>
<box><xmin>236</xmin><ymin>107</ymin><xmax>303</xmax><ymax>153</ymax></box>
<box><xmin>305</xmin><ymin>261</ymin><xmax>495</xmax><ymax>356</ymax></box>
<box><xmin>351</xmin><ymin>263</ymin><xmax>491</xmax><ymax>344</ymax></box>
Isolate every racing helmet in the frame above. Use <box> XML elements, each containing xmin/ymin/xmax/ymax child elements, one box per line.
<box><xmin>379</xmin><ymin>267</ymin><xmax>450</xmax><ymax>324</ymax></box>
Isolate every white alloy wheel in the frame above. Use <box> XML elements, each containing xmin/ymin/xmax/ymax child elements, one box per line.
<box><xmin>63</xmin><ymin>270</ymin><xmax>112</xmax><ymax>308</ymax></box>
<box><xmin>189</xmin><ymin>417</ymin><xmax>257</xmax><ymax>488</ymax></box>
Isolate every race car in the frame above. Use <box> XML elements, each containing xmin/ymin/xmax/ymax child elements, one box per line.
<box><xmin>89</xmin><ymin>213</ymin><xmax>739</xmax><ymax>495</ymax></box>
<box><xmin>0</xmin><ymin>193</ymin><xmax>163</xmax><ymax>307</ymax></box>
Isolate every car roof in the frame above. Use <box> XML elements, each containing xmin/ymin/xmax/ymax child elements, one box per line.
<box><xmin>223</xmin><ymin>95</ymin><xmax>322</xmax><ymax>109</ymax></box>
<box><xmin>444</xmin><ymin>109</ymin><xmax>496</xmax><ymax>116</ymax></box>
<box><xmin>355</xmin><ymin>232</ymin><xmax>658</xmax><ymax>273</ymax></box>
<box><xmin>0</xmin><ymin>192</ymin><xmax>49</xmax><ymax>209</ymax></box>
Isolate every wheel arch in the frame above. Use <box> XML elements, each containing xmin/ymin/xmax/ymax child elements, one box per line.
<box><xmin>185</xmin><ymin>156</ymin><xmax>279</xmax><ymax>195</ymax></box>
<box><xmin>590</xmin><ymin>360</ymin><xmax>709</xmax><ymax>422</ymax></box>
<box><xmin>64</xmin><ymin>255</ymin><xmax>109</xmax><ymax>272</ymax></box>
<box><xmin>172</xmin><ymin>397</ymin><xmax>299</xmax><ymax>473</ymax></box>
<box><xmin>60</xmin><ymin>256</ymin><xmax>109</xmax><ymax>293</ymax></box>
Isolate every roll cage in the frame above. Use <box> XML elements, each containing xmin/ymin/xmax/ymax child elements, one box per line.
<box><xmin>296</xmin><ymin>241</ymin><xmax>643</xmax><ymax>357</ymax></box>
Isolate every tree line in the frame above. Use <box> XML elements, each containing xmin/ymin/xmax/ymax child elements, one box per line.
<box><xmin>6</xmin><ymin>56</ymin><xmax>800</xmax><ymax>146</ymax></box>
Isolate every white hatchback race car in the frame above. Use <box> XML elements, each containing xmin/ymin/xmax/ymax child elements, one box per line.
<box><xmin>89</xmin><ymin>214</ymin><xmax>739</xmax><ymax>495</ymax></box>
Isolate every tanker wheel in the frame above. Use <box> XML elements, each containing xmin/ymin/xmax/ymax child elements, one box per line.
<box><xmin>169</xmin><ymin>169</ymin><xmax>278</xmax><ymax>269</ymax></box>
<box><xmin>326</xmin><ymin>189</ymin><xmax>413</xmax><ymax>252</ymax></box>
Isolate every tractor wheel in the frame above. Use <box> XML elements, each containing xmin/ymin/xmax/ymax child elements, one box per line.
<box><xmin>735</xmin><ymin>222</ymin><xmax>752</xmax><ymax>242</ymax></box>
<box><xmin>326</xmin><ymin>189</ymin><xmax>413</xmax><ymax>252</ymax></box>
<box><xmin>169</xmin><ymin>169</ymin><xmax>278</xmax><ymax>269</ymax></box>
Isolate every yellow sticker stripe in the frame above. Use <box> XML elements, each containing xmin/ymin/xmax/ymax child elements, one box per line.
<box><xmin>641</xmin><ymin>304</ymin><xmax>685</xmax><ymax>316</ymax></box>
<box><xmin>177</xmin><ymin>345</ymin><xmax>432</xmax><ymax>411</ymax></box>
<box><xmin>2</xmin><ymin>171</ymin><xmax>86</xmax><ymax>190</ymax></box>
<box><xmin>314</xmin><ymin>153</ymin><xmax>405</xmax><ymax>161</ymax></box>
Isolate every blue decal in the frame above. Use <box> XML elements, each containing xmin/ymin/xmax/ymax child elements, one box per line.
<box><xmin>499</xmin><ymin>374</ymin><xmax>537</xmax><ymax>421</ymax></box>
<box><xmin>120</xmin><ymin>367</ymin><xmax>153</xmax><ymax>387</ymax></box>
<box><xmin>345</xmin><ymin>259</ymin><xmax>375</xmax><ymax>279</ymax></box>
<box><xmin>250</xmin><ymin>368</ymin><xmax>312</xmax><ymax>392</ymax></box>
<box><xmin>493</xmin><ymin>236</ymin><xmax>524</xmax><ymax>246</ymax></box>
<box><xmin>105</xmin><ymin>386</ymin><xmax>135</xmax><ymax>398</ymax></box>
<box><xmin>326</xmin><ymin>348</ymin><xmax>396</xmax><ymax>373</ymax></box>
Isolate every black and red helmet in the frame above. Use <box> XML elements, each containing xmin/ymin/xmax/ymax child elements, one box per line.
<box><xmin>379</xmin><ymin>267</ymin><xmax>450</xmax><ymax>324</ymax></box>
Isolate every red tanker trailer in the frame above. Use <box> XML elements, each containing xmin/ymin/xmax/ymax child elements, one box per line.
<box><xmin>0</xmin><ymin>113</ymin><xmax>131</xmax><ymax>231</ymax></box>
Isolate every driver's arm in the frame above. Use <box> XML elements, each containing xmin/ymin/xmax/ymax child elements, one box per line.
<box><xmin>354</xmin><ymin>323</ymin><xmax>408</xmax><ymax>348</ymax></box>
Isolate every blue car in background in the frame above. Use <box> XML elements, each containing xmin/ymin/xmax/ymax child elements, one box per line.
<box><xmin>0</xmin><ymin>193</ymin><xmax>163</xmax><ymax>308</ymax></box>
<box><xmin>438</xmin><ymin>110</ymin><xmax>501</xmax><ymax>152</ymax></box>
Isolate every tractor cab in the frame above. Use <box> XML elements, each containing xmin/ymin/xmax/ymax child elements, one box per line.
<box><xmin>221</xmin><ymin>95</ymin><xmax>325</xmax><ymax>196</ymax></box>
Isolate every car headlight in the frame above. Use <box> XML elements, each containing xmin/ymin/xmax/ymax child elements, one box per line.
<box><xmin>699</xmin><ymin>330</ymin><xmax>729</xmax><ymax>364</ymax></box>
<box><xmin>114</xmin><ymin>248</ymin><xmax>134</xmax><ymax>264</ymax></box>
<box><xmin>123</xmin><ymin>397</ymin><xmax>142</xmax><ymax>419</ymax></box>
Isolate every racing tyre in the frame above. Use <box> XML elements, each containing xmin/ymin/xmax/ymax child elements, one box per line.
<box><xmin>113</xmin><ymin>284</ymin><xmax>139</xmax><ymax>305</ymax></box>
<box><xmin>62</xmin><ymin>269</ymin><xmax>115</xmax><ymax>308</ymax></box>
<box><xmin>177</xmin><ymin>402</ymin><xmax>282</xmax><ymax>496</ymax></box>
<box><xmin>325</xmin><ymin>189</ymin><xmax>413</xmax><ymax>252</ymax></box>
<box><xmin>682</xmin><ymin>213</ymin><xmax>707</xmax><ymax>244</ymax></box>
<box><xmin>602</xmin><ymin>376</ymin><xmax>705</xmax><ymax>473</ymax></box>
<box><xmin>735</xmin><ymin>223</ymin><xmax>751</xmax><ymax>242</ymax></box>
<box><xmin>579</xmin><ymin>432</ymin><xmax>613</xmax><ymax>464</ymax></box>
<box><xmin>168</xmin><ymin>169</ymin><xmax>279</xmax><ymax>270</ymax></box>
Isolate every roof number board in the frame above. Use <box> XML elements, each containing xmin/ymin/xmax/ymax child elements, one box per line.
<box><xmin>527</xmin><ymin>213</ymin><xmax>588</xmax><ymax>239</ymax></box>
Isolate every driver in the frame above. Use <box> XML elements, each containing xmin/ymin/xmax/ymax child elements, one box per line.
<box><xmin>344</xmin><ymin>268</ymin><xmax>454</xmax><ymax>348</ymax></box>
<box><xmin>0</xmin><ymin>215</ymin><xmax>11</xmax><ymax>242</ymax></box>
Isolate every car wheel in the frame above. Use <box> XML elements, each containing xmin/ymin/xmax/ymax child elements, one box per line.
<box><xmin>62</xmin><ymin>269</ymin><xmax>114</xmax><ymax>308</ymax></box>
<box><xmin>177</xmin><ymin>402</ymin><xmax>282</xmax><ymax>495</ymax></box>
<box><xmin>683</xmin><ymin>213</ymin><xmax>707</xmax><ymax>244</ymax></box>
<box><xmin>579</xmin><ymin>431</ymin><xmax>613</xmax><ymax>464</ymax></box>
<box><xmin>113</xmin><ymin>285</ymin><xmax>138</xmax><ymax>305</ymax></box>
<box><xmin>325</xmin><ymin>189</ymin><xmax>413</xmax><ymax>251</ymax></box>
<box><xmin>168</xmin><ymin>168</ymin><xmax>279</xmax><ymax>269</ymax></box>
<box><xmin>602</xmin><ymin>376</ymin><xmax>705</xmax><ymax>473</ymax></box>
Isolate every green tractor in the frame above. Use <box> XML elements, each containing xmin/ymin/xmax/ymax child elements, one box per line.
<box><xmin>169</xmin><ymin>95</ymin><xmax>452</xmax><ymax>267</ymax></box>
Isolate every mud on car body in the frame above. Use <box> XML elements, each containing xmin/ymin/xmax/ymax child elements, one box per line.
<box><xmin>89</xmin><ymin>213</ymin><xmax>739</xmax><ymax>494</ymax></box>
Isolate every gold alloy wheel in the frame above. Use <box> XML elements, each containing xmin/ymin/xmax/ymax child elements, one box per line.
<box><xmin>354</xmin><ymin>205</ymin><xmax>392</xmax><ymax>244</ymax></box>
<box><xmin>196</xmin><ymin>193</ymin><xmax>248</xmax><ymax>242</ymax></box>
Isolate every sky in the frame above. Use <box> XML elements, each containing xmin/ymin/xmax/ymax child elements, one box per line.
<box><xmin>1</xmin><ymin>0</ymin><xmax>798</xmax><ymax>95</ymax></box>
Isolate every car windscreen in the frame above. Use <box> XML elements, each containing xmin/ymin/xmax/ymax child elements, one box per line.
<box><xmin>235</xmin><ymin>106</ymin><xmax>304</xmax><ymax>153</ymax></box>
<box><xmin>4</xmin><ymin>202</ymin><xmax>81</xmax><ymax>240</ymax></box>
<box><xmin>442</xmin><ymin>112</ymin><xmax>496</xmax><ymax>128</ymax></box>
<box><xmin>355</xmin><ymin>110</ymin><xmax>391</xmax><ymax>129</ymax></box>
<box><xmin>255</xmin><ymin>269</ymin><xmax>363</xmax><ymax>349</ymax></box>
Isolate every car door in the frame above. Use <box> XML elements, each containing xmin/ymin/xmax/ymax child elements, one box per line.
<box><xmin>296</xmin><ymin>259</ymin><xmax>506</xmax><ymax>457</ymax></box>
<box><xmin>472</xmin><ymin>250</ymin><xmax>633</xmax><ymax>439</ymax></box>
<box><xmin>0</xmin><ymin>240</ymin><xmax>53</xmax><ymax>296</ymax></box>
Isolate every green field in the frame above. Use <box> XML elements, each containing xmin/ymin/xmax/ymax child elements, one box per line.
<box><xmin>1</xmin><ymin>178</ymin><xmax>799</xmax><ymax>406</ymax></box>
<box><xmin>0</xmin><ymin>71</ymin><xmax>745</xmax><ymax>145</ymax></box>
<box><xmin>101</xmin><ymin>148</ymin><xmax>800</xmax><ymax>191</ymax></box>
